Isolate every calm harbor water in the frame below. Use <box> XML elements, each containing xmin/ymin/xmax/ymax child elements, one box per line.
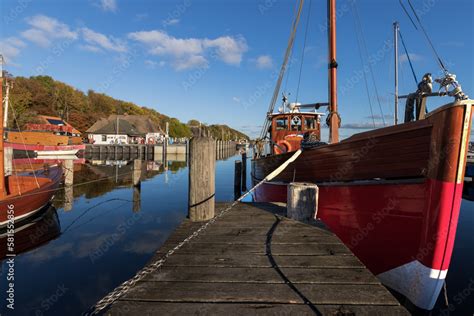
<box><xmin>1</xmin><ymin>152</ymin><xmax>473</xmax><ymax>315</ymax></box>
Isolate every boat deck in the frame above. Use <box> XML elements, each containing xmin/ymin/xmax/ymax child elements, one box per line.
<box><xmin>105</xmin><ymin>202</ymin><xmax>408</xmax><ymax>315</ymax></box>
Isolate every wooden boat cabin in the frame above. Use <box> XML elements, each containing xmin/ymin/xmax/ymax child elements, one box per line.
<box><xmin>6</xmin><ymin>115</ymin><xmax>83</xmax><ymax>146</ymax></box>
<box><xmin>269</xmin><ymin>105</ymin><xmax>325</xmax><ymax>154</ymax></box>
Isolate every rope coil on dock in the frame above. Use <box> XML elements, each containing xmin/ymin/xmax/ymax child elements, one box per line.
<box><xmin>85</xmin><ymin>149</ymin><xmax>302</xmax><ymax>315</ymax></box>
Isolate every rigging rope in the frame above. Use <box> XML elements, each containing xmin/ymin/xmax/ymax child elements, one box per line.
<box><xmin>398</xmin><ymin>0</ymin><xmax>418</xmax><ymax>30</ymax></box>
<box><xmin>398</xmin><ymin>29</ymin><xmax>418</xmax><ymax>84</ymax></box>
<box><xmin>6</xmin><ymin>82</ymin><xmax>40</xmax><ymax>188</ymax></box>
<box><xmin>351</xmin><ymin>1</ymin><xmax>385</xmax><ymax>126</ymax></box>
<box><xmin>259</xmin><ymin>0</ymin><xmax>305</xmax><ymax>140</ymax></box>
<box><xmin>351</xmin><ymin>3</ymin><xmax>376</xmax><ymax>128</ymax></box>
<box><xmin>405</xmin><ymin>0</ymin><xmax>449</xmax><ymax>74</ymax></box>
<box><xmin>295</xmin><ymin>0</ymin><xmax>312</xmax><ymax>103</ymax></box>
<box><xmin>283</xmin><ymin>0</ymin><xmax>300</xmax><ymax>95</ymax></box>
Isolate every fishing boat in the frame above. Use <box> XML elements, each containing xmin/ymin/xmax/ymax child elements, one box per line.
<box><xmin>5</xmin><ymin>115</ymin><xmax>85</xmax><ymax>157</ymax></box>
<box><xmin>0</xmin><ymin>58</ymin><xmax>63</xmax><ymax>227</ymax></box>
<box><xmin>252</xmin><ymin>0</ymin><xmax>472</xmax><ymax>310</ymax></box>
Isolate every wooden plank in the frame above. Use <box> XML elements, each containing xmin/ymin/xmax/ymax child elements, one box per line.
<box><xmin>108</xmin><ymin>301</ymin><xmax>409</xmax><ymax>316</ymax></box>
<box><xmin>120</xmin><ymin>281</ymin><xmax>399</xmax><ymax>305</ymax></box>
<box><xmin>154</xmin><ymin>254</ymin><xmax>363</xmax><ymax>268</ymax></box>
<box><xmin>145</xmin><ymin>266</ymin><xmax>379</xmax><ymax>284</ymax></box>
<box><xmin>105</xmin><ymin>203</ymin><xmax>407</xmax><ymax>314</ymax></box>
<box><xmin>171</xmin><ymin>225</ymin><xmax>336</xmax><ymax>237</ymax></box>
<box><xmin>156</xmin><ymin>242</ymin><xmax>350</xmax><ymax>255</ymax></box>
<box><xmin>165</xmin><ymin>234</ymin><xmax>342</xmax><ymax>245</ymax></box>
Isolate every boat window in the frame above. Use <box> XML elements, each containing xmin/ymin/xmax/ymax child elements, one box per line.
<box><xmin>275</xmin><ymin>118</ymin><xmax>288</xmax><ymax>131</ymax></box>
<box><xmin>305</xmin><ymin>117</ymin><xmax>316</xmax><ymax>130</ymax></box>
<box><xmin>102</xmin><ymin>135</ymin><xmax>107</xmax><ymax>142</ymax></box>
<box><xmin>291</xmin><ymin>116</ymin><xmax>302</xmax><ymax>131</ymax></box>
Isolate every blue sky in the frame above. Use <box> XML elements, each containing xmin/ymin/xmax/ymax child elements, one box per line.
<box><xmin>1</xmin><ymin>0</ymin><xmax>473</xmax><ymax>139</ymax></box>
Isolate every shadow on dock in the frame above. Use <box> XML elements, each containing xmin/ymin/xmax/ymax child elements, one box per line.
<box><xmin>104</xmin><ymin>202</ymin><xmax>409</xmax><ymax>315</ymax></box>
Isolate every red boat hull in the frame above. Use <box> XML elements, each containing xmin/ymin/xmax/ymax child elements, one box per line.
<box><xmin>251</xmin><ymin>101</ymin><xmax>473</xmax><ymax>310</ymax></box>
<box><xmin>0</xmin><ymin>166</ymin><xmax>62</xmax><ymax>226</ymax></box>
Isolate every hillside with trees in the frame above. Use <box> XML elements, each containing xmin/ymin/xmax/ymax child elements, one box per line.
<box><xmin>6</xmin><ymin>75</ymin><xmax>249</xmax><ymax>140</ymax></box>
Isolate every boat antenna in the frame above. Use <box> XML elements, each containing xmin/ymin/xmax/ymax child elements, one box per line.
<box><xmin>259</xmin><ymin>0</ymin><xmax>305</xmax><ymax>140</ymax></box>
<box><xmin>403</xmin><ymin>0</ymin><xmax>449</xmax><ymax>75</ymax></box>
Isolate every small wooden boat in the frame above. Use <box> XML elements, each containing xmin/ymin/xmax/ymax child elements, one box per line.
<box><xmin>0</xmin><ymin>62</ymin><xmax>62</xmax><ymax>227</ymax></box>
<box><xmin>6</xmin><ymin>115</ymin><xmax>85</xmax><ymax>157</ymax></box>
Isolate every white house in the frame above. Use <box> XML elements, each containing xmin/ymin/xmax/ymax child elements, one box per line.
<box><xmin>87</xmin><ymin>115</ymin><xmax>164</xmax><ymax>145</ymax></box>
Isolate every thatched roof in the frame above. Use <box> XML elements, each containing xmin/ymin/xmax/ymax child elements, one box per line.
<box><xmin>86</xmin><ymin>115</ymin><xmax>163</xmax><ymax>135</ymax></box>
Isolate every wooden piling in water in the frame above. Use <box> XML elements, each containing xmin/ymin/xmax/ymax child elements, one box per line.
<box><xmin>133</xmin><ymin>186</ymin><xmax>141</xmax><ymax>213</ymax></box>
<box><xmin>241</xmin><ymin>152</ymin><xmax>247</xmax><ymax>192</ymax></box>
<box><xmin>188</xmin><ymin>137</ymin><xmax>215</xmax><ymax>221</ymax></box>
<box><xmin>234</xmin><ymin>160</ymin><xmax>242</xmax><ymax>200</ymax></box>
<box><xmin>63</xmin><ymin>159</ymin><xmax>74</xmax><ymax>186</ymax></box>
<box><xmin>133</xmin><ymin>159</ymin><xmax>142</xmax><ymax>187</ymax></box>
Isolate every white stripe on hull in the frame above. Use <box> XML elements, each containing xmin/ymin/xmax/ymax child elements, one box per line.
<box><xmin>36</xmin><ymin>149</ymin><xmax>79</xmax><ymax>156</ymax></box>
<box><xmin>0</xmin><ymin>204</ymin><xmax>47</xmax><ymax>227</ymax></box>
<box><xmin>377</xmin><ymin>260</ymin><xmax>447</xmax><ymax>310</ymax></box>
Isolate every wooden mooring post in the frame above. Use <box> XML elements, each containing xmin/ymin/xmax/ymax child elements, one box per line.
<box><xmin>188</xmin><ymin>137</ymin><xmax>215</xmax><ymax>221</ymax></box>
<box><xmin>63</xmin><ymin>159</ymin><xmax>74</xmax><ymax>186</ymax></box>
<box><xmin>241</xmin><ymin>151</ymin><xmax>247</xmax><ymax>192</ymax></box>
<box><xmin>133</xmin><ymin>159</ymin><xmax>142</xmax><ymax>187</ymax></box>
<box><xmin>287</xmin><ymin>182</ymin><xmax>319</xmax><ymax>222</ymax></box>
<box><xmin>234</xmin><ymin>160</ymin><xmax>242</xmax><ymax>200</ymax></box>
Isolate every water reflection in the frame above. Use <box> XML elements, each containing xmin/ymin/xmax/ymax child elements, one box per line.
<box><xmin>1</xmin><ymin>148</ymin><xmax>241</xmax><ymax>315</ymax></box>
<box><xmin>0</xmin><ymin>205</ymin><xmax>60</xmax><ymax>260</ymax></box>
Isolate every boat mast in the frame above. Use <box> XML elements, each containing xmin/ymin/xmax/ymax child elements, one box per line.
<box><xmin>394</xmin><ymin>21</ymin><xmax>399</xmax><ymax>125</ymax></box>
<box><xmin>328</xmin><ymin>0</ymin><xmax>339</xmax><ymax>143</ymax></box>
<box><xmin>0</xmin><ymin>55</ymin><xmax>6</xmax><ymax>198</ymax></box>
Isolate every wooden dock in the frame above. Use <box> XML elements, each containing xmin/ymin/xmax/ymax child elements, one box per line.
<box><xmin>105</xmin><ymin>203</ymin><xmax>408</xmax><ymax>315</ymax></box>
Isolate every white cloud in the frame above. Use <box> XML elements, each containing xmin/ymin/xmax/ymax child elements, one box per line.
<box><xmin>98</xmin><ymin>0</ymin><xmax>117</xmax><ymax>12</ymax></box>
<box><xmin>400</xmin><ymin>53</ymin><xmax>423</xmax><ymax>64</ymax></box>
<box><xmin>144</xmin><ymin>60</ymin><xmax>157</xmax><ymax>68</ymax></box>
<box><xmin>144</xmin><ymin>59</ymin><xmax>166</xmax><ymax>69</ymax></box>
<box><xmin>163</xmin><ymin>18</ymin><xmax>180</xmax><ymax>26</ymax></box>
<box><xmin>21</xmin><ymin>15</ymin><xmax>77</xmax><ymax>47</ymax></box>
<box><xmin>128</xmin><ymin>30</ymin><xmax>248</xmax><ymax>70</ymax></box>
<box><xmin>79</xmin><ymin>44</ymin><xmax>103</xmax><ymax>53</ymax></box>
<box><xmin>232</xmin><ymin>96</ymin><xmax>241</xmax><ymax>103</ymax></box>
<box><xmin>174</xmin><ymin>55</ymin><xmax>208</xmax><ymax>71</ymax></box>
<box><xmin>255</xmin><ymin>55</ymin><xmax>273</xmax><ymax>69</ymax></box>
<box><xmin>0</xmin><ymin>37</ymin><xmax>26</xmax><ymax>64</ymax></box>
<box><xmin>203</xmin><ymin>36</ymin><xmax>247</xmax><ymax>65</ymax></box>
<box><xmin>81</xmin><ymin>27</ymin><xmax>127</xmax><ymax>53</ymax></box>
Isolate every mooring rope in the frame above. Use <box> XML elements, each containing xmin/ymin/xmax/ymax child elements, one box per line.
<box><xmin>84</xmin><ymin>149</ymin><xmax>303</xmax><ymax>315</ymax></box>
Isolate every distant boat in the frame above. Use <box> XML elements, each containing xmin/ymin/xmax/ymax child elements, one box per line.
<box><xmin>252</xmin><ymin>0</ymin><xmax>472</xmax><ymax>311</ymax></box>
<box><xmin>5</xmin><ymin>114</ymin><xmax>85</xmax><ymax>157</ymax></box>
<box><xmin>0</xmin><ymin>61</ymin><xmax>62</xmax><ymax>227</ymax></box>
